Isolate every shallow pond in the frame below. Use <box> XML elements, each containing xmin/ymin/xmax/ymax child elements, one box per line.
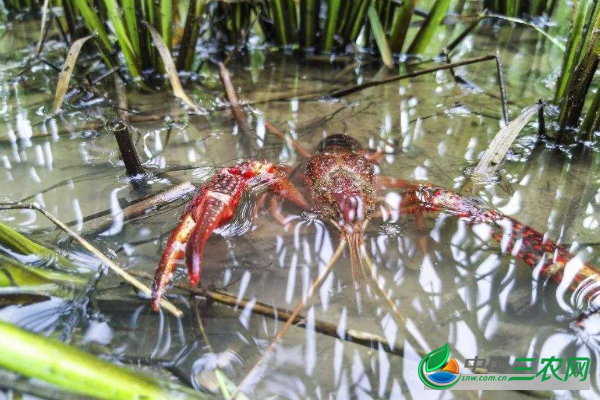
<box><xmin>0</xmin><ymin>16</ymin><xmax>600</xmax><ymax>400</ymax></box>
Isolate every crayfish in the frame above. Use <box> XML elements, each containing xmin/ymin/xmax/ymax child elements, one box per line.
<box><xmin>150</xmin><ymin>134</ymin><xmax>600</xmax><ymax>311</ymax></box>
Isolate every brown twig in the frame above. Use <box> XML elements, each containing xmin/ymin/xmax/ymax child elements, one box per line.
<box><xmin>80</xmin><ymin>182</ymin><xmax>196</xmax><ymax>235</ymax></box>
<box><xmin>218</xmin><ymin>62</ymin><xmax>253</xmax><ymax>137</ymax></box>
<box><xmin>326</xmin><ymin>54</ymin><xmax>496</xmax><ymax>98</ymax></box>
<box><xmin>131</xmin><ymin>269</ymin><xmax>402</xmax><ymax>357</ymax></box>
<box><xmin>110</xmin><ymin>121</ymin><xmax>148</xmax><ymax>192</ymax></box>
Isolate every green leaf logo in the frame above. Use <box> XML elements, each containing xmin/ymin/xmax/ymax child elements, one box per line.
<box><xmin>425</xmin><ymin>343</ymin><xmax>450</xmax><ymax>372</ymax></box>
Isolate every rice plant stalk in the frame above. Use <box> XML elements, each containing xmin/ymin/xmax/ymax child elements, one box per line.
<box><xmin>367</xmin><ymin>5</ymin><xmax>393</xmax><ymax>68</ymax></box>
<box><xmin>344</xmin><ymin>0</ymin><xmax>370</xmax><ymax>43</ymax></box>
<box><xmin>531</xmin><ymin>0</ymin><xmax>549</xmax><ymax>15</ymax></box>
<box><xmin>122</xmin><ymin>0</ymin><xmax>141</xmax><ymax>57</ymax></box>
<box><xmin>554</xmin><ymin>0</ymin><xmax>595</xmax><ymax>102</ymax></box>
<box><xmin>70</xmin><ymin>0</ymin><xmax>113</xmax><ymax>57</ymax></box>
<box><xmin>176</xmin><ymin>0</ymin><xmax>206</xmax><ymax>71</ymax></box>
<box><xmin>388</xmin><ymin>0</ymin><xmax>417</xmax><ymax>53</ymax></box>
<box><xmin>270</xmin><ymin>0</ymin><xmax>291</xmax><ymax>45</ymax></box>
<box><xmin>557</xmin><ymin>3</ymin><xmax>600</xmax><ymax>141</ymax></box>
<box><xmin>407</xmin><ymin>0</ymin><xmax>452</xmax><ymax>54</ymax></box>
<box><xmin>300</xmin><ymin>0</ymin><xmax>321</xmax><ymax>48</ymax></box>
<box><xmin>160</xmin><ymin>0</ymin><xmax>173</xmax><ymax>51</ymax></box>
<box><xmin>101</xmin><ymin>0</ymin><xmax>141</xmax><ymax>78</ymax></box>
<box><xmin>579</xmin><ymin>87</ymin><xmax>600</xmax><ymax>141</ymax></box>
<box><xmin>322</xmin><ymin>0</ymin><xmax>342</xmax><ymax>52</ymax></box>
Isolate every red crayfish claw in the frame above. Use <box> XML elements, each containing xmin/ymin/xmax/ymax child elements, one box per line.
<box><xmin>151</xmin><ymin>161</ymin><xmax>307</xmax><ymax>311</ymax></box>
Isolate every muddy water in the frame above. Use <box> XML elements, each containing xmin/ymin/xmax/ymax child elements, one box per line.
<box><xmin>0</xmin><ymin>17</ymin><xmax>599</xmax><ymax>400</ymax></box>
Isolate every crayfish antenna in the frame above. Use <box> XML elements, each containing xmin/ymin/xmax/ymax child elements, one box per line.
<box><xmin>348</xmin><ymin>232</ymin><xmax>364</xmax><ymax>311</ymax></box>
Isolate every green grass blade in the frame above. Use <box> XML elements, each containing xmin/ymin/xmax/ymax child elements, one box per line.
<box><xmin>554</xmin><ymin>0</ymin><xmax>594</xmax><ymax>101</ymax></box>
<box><xmin>407</xmin><ymin>0</ymin><xmax>452</xmax><ymax>54</ymax></box>
<box><xmin>0</xmin><ymin>321</ymin><xmax>211</xmax><ymax>400</ymax></box>
<box><xmin>0</xmin><ymin>255</ymin><xmax>87</xmax><ymax>297</ymax></box>
<box><xmin>322</xmin><ymin>0</ymin><xmax>342</xmax><ymax>52</ymax></box>
<box><xmin>122</xmin><ymin>0</ymin><xmax>141</xmax><ymax>57</ymax></box>
<box><xmin>349</xmin><ymin>0</ymin><xmax>370</xmax><ymax>42</ymax></box>
<box><xmin>0</xmin><ymin>221</ymin><xmax>75</xmax><ymax>270</ymax></box>
<box><xmin>388</xmin><ymin>0</ymin><xmax>417</xmax><ymax>53</ymax></box>
<box><xmin>102</xmin><ymin>0</ymin><xmax>141</xmax><ymax>77</ymax></box>
<box><xmin>270</xmin><ymin>0</ymin><xmax>289</xmax><ymax>45</ymax></box>
<box><xmin>579</xmin><ymin>86</ymin><xmax>600</xmax><ymax>140</ymax></box>
<box><xmin>160</xmin><ymin>0</ymin><xmax>173</xmax><ymax>51</ymax></box>
<box><xmin>70</xmin><ymin>0</ymin><xmax>112</xmax><ymax>53</ymax></box>
<box><xmin>367</xmin><ymin>5</ymin><xmax>393</xmax><ymax>68</ymax></box>
<box><xmin>177</xmin><ymin>0</ymin><xmax>206</xmax><ymax>70</ymax></box>
<box><xmin>300</xmin><ymin>0</ymin><xmax>320</xmax><ymax>48</ymax></box>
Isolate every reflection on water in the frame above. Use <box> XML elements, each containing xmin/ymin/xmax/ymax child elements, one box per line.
<box><xmin>0</xmin><ymin>18</ymin><xmax>600</xmax><ymax>400</ymax></box>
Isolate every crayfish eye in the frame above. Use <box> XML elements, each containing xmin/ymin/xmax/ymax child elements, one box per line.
<box><xmin>317</xmin><ymin>134</ymin><xmax>362</xmax><ymax>152</ymax></box>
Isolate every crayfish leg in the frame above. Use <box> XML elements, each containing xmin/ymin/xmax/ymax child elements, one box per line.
<box><xmin>152</xmin><ymin>213</ymin><xmax>196</xmax><ymax>311</ymax></box>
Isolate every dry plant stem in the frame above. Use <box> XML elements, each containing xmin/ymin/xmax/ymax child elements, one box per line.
<box><xmin>472</xmin><ymin>104</ymin><xmax>540</xmax><ymax>178</ymax></box>
<box><xmin>327</xmin><ymin>54</ymin><xmax>496</xmax><ymax>98</ymax></box>
<box><xmin>218</xmin><ymin>62</ymin><xmax>253</xmax><ymax>137</ymax></box>
<box><xmin>0</xmin><ymin>203</ymin><xmax>182</xmax><ymax>318</ymax></box>
<box><xmin>111</xmin><ymin>122</ymin><xmax>147</xmax><ymax>179</ymax></box>
<box><xmin>81</xmin><ymin>181</ymin><xmax>195</xmax><ymax>235</ymax></box>
<box><xmin>228</xmin><ymin>239</ymin><xmax>348</xmax><ymax>400</ymax></box>
<box><xmin>263</xmin><ymin>121</ymin><xmax>312</xmax><ymax>158</ymax></box>
<box><xmin>495</xmin><ymin>50</ymin><xmax>510</xmax><ymax>124</ymax></box>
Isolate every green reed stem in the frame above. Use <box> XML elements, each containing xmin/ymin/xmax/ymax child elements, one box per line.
<box><xmin>322</xmin><ymin>0</ymin><xmax>342</xmax><ymax>52</ymax></box>
<box><xmin>270</xmin><ymin>0</ymin><xmax>289</xmax><ymax>45</ymax></box>
<box><xmin>555</xmin><ymin>0</ymin><xmax>594</xmax><ymax>102</ymax></box>
<box><xmin>177</xmin><ymin>0</ymin><xmax>205</xmax><ymax>71</ymax></box>
<box><xmin>367</xmin><ymin>5</ymin><xmax>393</xmax><ymax>68</ymax></box>
<box><xmin>389</xmin><ymin>0</ymin><xmax>417</xmax><ymax>53</ymax></box>
<box><xmin>0</xmin><ymin>221</ymin><xmax>74</xmax><ymax>270</ymax></box>
<box><xmin>407</xmin><ymin>0</ymin><xmax>452</xmax><ymax>54</ymax></box>
<box><xmin>122</xmin><ymin>0</ymin><xmax>140</xmax><ymax>58</ymax></box>
<box><xmin>70</xmin><ymin>0</ymin><xmax>112</xmax><ymax>54</ymax></box>
<box><xmin>300</xmin><ymin>0</ymin><xmax>320</xmax><ymax>48</ymax></box>
<box><xmin>579</xmin><ymin>86</ymin><xmax>600</xmax><ymax>141</ymax></box>
<box><xmin>102</xmin><ymin>0</ymin><xmax>140</xmax><ymax>78</ymax></box>
<box><xmin>160</xmin><ymin>0</ymin><xmax>173</xmax><ymax>51</ymax></box>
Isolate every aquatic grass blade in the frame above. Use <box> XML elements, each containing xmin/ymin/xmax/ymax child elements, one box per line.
<box><xmin>0</xmin><ymin>221</ymin><xmax>75</xmax><ymax>270</ymax></box>
<box><xmin>101</xmin><ymin>0</ymin><xmax>141</xmax><ymax>78</ymax></box>
<box><xmin>554</xmin><ymin>0</ymin><xmax>596</xmax><ymax>101</ymax></box>
<box><xmin>407</xmin><ymin>0</ymin><xmax>452</xmax><ymax>54</ymax></box>
<box><xmin>367</xmin><ymin>5</ymin><xmax>393</xmax><ymax>68</ymax></box>
<box><xmin>388</xmin><ymin>0</ymin><xmax>417</xmax><ymax>53</ymax></box>
<box><xmin>161</xmin><ymin>0</ymin><xmax>173</xmax><ymax>51</ymax></box>
<box><xmin>0</xmin><ymin>320</ymin><xmax>211</xmax><ymax>400</ymax></box>
<box><xmin>51</xmin><ymin>36</ymin><xmax>93</xmax><ymax>114</ymax></box>
<box><xmin>122</xmin><ymin>0</ymin><xmax>141</xmax><ymax>57</ymax></box>
<box><xmin>348</xmin><ymin>0</ymin><xmax>370</xmax><ymax>42</ymax></box>
<box><xmin>70</xmin><ymin>0</ymin><xmax>114</xmax><ymax>65</ymax></box>
<box><xmin>145</xmin><ymin>22</ymin><xmax>206</xmax><ymax>115</ymax></box>
<box><xmin>322</xmin><ymin>0</ymin><xmax>342</xmax><ymax>52</ymax></box>
<box><xmin>176</xmin><ymin>0</ymin><xmax>206</xmax><ymax>71</ymax></box>
<box><xmin>473</xmin><ymin>104</ymin><xmax>540</xmax><ymax>178</ymax></box>
<box><xmin>300</xmin><ymin>0</ymin><xmax>320</xmax><ymax>48</ymax></box>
